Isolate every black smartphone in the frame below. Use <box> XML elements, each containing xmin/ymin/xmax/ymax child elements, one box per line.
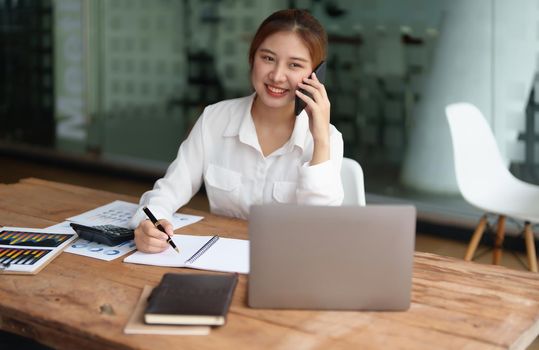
<box><xmin>69</xmin><ymin>223</ymin><xmax>134</xmax><ymax>246</ymax></box>
<box><xmin>294</xmin><ymin>60</ymin><xmax>327</xmax><ymax>116</ymax></box>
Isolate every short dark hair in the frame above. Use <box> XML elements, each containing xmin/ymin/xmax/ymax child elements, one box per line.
<box><xmin>248</xmin><ymin>9</ymin><xmax>327</xmax><ymax>70</ymax></box>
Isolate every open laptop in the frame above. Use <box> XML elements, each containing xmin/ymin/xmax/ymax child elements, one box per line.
<box><xmin>248</xmin><ymin>204</ymin><xmax>416</xmax><ymax>311</ymax></box>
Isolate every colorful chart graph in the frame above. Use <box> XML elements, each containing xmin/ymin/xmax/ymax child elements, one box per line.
<box><xmin>0</xmin><ymin>247</ymin><xmax>52</xmax><ymax>266</ymax></box>
<box><xmin>0</xmin><ymin>230</ymin><xmax>74</xmax><ymax>247</ymax></box>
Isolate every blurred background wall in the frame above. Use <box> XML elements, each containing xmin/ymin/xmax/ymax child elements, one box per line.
<box><xmin>2</xmin><ymin>0</ymin><xmax>539</xmax><ymax>230</ymax></box>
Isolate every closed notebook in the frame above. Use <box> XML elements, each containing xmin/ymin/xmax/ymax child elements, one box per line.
<box><xmin>145</xmin><ymin>273</ymin><xmax>238</xmax><ymax>326</ymax></box>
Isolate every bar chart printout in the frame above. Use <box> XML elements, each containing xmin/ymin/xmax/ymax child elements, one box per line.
<box><xmin>0</xmin><ymin>227</ymin><xmax>77</xmax><ymax>274</ymax></box>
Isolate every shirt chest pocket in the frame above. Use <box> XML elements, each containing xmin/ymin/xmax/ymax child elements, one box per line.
<box><xmin>205</xmin><ymin>164</ymin><xmax>242</xmax><ymax>215</ymax></box>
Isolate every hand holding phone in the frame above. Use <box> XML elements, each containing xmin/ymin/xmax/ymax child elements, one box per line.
<box><xmin>294</xmin><ymin>60</ymin><xmax>327</xmax><ymax>116</ymax></box>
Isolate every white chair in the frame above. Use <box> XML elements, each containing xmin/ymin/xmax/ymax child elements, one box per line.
<box><xmin>340</xmin><ymin>157</ymin><xmax>366</xmax><ymax>206</ymax></box>
<box><xmin>446</xmin><ymin>102</ymin><xmax>539</xmax><ymax>271</ymax></box>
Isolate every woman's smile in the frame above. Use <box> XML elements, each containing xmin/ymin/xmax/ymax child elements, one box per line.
<box><xmin>250</xmin><ymin>31</ymin><xmax>312</xmax><ymax>110</ymax></box>
<box><xmin>265</xmin><ymin>84</ymin><xmax>289</xmax><ymax>97</ymax></box>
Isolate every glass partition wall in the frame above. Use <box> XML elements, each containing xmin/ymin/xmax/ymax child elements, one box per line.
<box><xmin>2</xmin><ymin>0</ymin><xmax>539</xmax><ymax>230</ymax></box>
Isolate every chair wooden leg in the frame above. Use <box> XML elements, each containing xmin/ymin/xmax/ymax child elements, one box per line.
<box><xmin>465</xmin><ymin>215</ymin><xmax>488</xmax><ymax>261</ymax></box>
<box><xmin>493</xmin><ymin>215</ymin><xmax>506</xmax><ymax>265</ymax></box>
<box><xmin>524</xmin><ymin>222</ymin><xmax>538</xmax><ymax>272</ymax></box>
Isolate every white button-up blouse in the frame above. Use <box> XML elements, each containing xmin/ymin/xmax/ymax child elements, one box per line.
<box><xmin>129</xmin><ymin>93</ymin><xmax>344</xmax><ymax>227</ymax></box>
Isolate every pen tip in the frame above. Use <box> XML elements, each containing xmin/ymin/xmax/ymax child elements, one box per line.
<box><xmin>174</xmin><ymin>247</ymin><xmax>180</xmax><ymax>254</ymax></box>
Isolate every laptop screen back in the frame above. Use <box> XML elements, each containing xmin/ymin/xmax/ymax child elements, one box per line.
<box><xmin>248</xmin><ymin>204</ymin><xmax>416</xmax><ymax>310</ymax></box>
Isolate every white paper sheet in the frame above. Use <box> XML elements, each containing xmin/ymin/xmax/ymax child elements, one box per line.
<box><xmin>123</xmin><ymin>234</ymin><xmax>249</xmax><ymax>274</ymax></box>
<box><xmin>65</xmin><ymin>238</ymin><xmax>138</xmax><ymax>261</ymax></box>
<box><xmin>65</xmin><ymin>200</ymin><xmax>204</xmax><ymax>229</ymax></box>
<box><xmin>47</xmin><ymin>201</ymin><xmax>204</xmax><ymax>261</ymax></box>
<box><xmin>46</xmin><ymin>221</ymin><xmax>138</xmax><ymax>261</ymax></box>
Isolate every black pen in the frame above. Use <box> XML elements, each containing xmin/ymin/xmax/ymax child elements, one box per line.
<box><xmin>143</xmin><ymin>206</ymin><xmax>180</xmax><ymax>254</ymax></box>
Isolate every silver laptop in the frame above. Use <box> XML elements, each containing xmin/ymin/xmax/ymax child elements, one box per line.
<box><xmin>248</xmin><ymin>204</ymin><xmax>416</xmax><ymax>310</ymax></box>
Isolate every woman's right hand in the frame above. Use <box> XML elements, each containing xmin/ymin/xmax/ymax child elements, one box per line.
<box><xmin>134</xmin><ymin>219</ymin><xmax>174</xmax><ymax>253</ymax></box>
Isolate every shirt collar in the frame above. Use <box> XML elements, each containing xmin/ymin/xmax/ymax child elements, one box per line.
<box><xmin>222</xmin><ymin>93</ymin><xmax>309</xmax><ymax>154</ymax></box>
<box><xmin>286</xmin><ymin>110</ymin><xmax>309</xmax><ymax>153</ymax></box>
<box><xmin>222</xmin><ymin>92</ymin><xmax>255</xmax><ymax>138</ymax></box>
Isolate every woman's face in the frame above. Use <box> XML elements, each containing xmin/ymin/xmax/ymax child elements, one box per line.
<box><xmin>251</xmin><ymin>31</ymin><xmax>313</xmax><ymax>111</ymax></box>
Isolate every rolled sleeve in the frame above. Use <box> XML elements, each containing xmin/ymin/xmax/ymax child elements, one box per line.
<box><xmin>296</xmin><ymin>126</ymin><xmax>344</xmax><ymax>206</ymax></box>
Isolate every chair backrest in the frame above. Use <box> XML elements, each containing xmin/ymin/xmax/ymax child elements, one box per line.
<box><xmin>445</xmin><ymin>102</ymin><xmax>514</xmax><ymax>208</ymax></box>
<box><xmin>340</xmin><ymin>157</ymin><xmax>366</xmax><ymax>206</ymax></box>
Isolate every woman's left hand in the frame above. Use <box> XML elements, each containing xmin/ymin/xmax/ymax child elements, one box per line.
<box><xmin>295</xmin><ymin>72</ymin><xmax>331</xmax><ymax>164</ymax></box>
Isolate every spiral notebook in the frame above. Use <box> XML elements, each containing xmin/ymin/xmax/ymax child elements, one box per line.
<box><xmin>123</xmin><ymin>234</ymin><xmax>249</xmax><ymax>274</ymax></box>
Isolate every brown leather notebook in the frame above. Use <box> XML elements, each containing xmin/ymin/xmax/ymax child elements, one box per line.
<box><xmin>145</xmin><ymin>273</ymin><xmax>238</xmax><ymax>326</ymax></box>
<box><xmin>125</xmin><ymin>285</ymin><xmax>210</xmax><ymax>335</ymax></box>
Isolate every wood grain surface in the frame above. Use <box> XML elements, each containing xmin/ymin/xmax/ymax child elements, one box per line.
<box><xmin>1</xmin><ymin>178</ymin><xmax>539</xmax><ymax>350</ymax></box>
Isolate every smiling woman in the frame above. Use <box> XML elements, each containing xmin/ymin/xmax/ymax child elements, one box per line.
<box><xmin>248</xmin><ymin>10</ymin><xmax>331</xmax><ymax>162</ymax></box>
<box><xmin>129</xmin><ymin>8</ymin><xmax>345</xmax><ymax>254</ymax></box>
<box><xmin>250</xmin><ymin>31</ymin><xmax>316</xmax><ymax>157</ymax></box>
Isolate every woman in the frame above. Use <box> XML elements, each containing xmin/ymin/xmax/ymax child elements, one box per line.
<box><xmin>131</xmin><ymin>9</ymin><xmax>344</xmax><ymax>253</ymax></box>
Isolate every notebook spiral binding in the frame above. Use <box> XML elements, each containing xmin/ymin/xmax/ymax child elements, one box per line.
<box><xmin>185</xmin><ymin>235</ymin><xmax>219</xmax><ymax>264</ymax></box>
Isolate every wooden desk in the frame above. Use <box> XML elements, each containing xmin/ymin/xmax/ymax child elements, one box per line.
<box><xmin>1</xmin><ymin>178</ymin><xmax>539</xmax><ymax>349</ymax></box>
